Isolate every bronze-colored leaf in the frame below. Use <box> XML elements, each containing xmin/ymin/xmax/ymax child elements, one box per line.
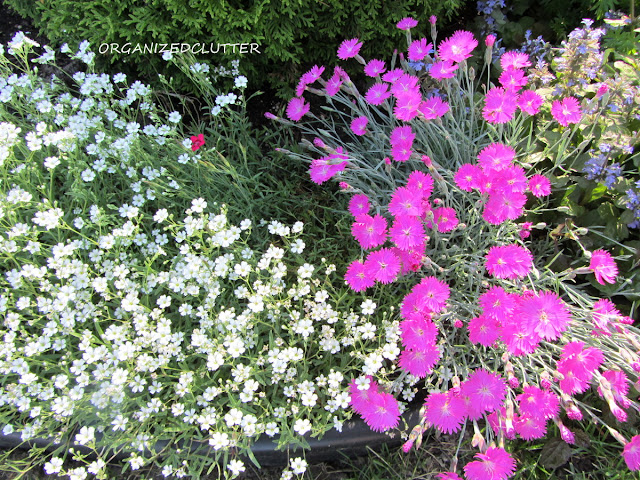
<box><xmin>540</xmin><ymin>437</ymin><xmax>573</xmax><ymax>470</ymax></box>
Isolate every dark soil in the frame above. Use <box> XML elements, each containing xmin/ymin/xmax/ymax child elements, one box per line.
<box><xmin>0</xmin><ymin>2</ymin><xmax>47</xmax><ymax>49</ymax></box>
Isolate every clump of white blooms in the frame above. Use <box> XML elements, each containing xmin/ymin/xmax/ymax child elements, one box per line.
<box><xmin>0</xmin><ymin>33</ymin><xmax>415</xmax><ymax>478</ymax></box>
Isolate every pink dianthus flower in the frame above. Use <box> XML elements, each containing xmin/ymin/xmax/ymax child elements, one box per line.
<box><xmin>500</xmin><ymin>51</ymin><xmax>531</xmax><ymax>70</ymax></box>
<box><xmin>464</xmin><ymin>447</ymin><xmax>516</xmax><ymax>480</ymax></box>
<box><xmin>286</xmin><ymin>97</ymin><xmax>310</xmax><ymax>121</ymax></box>
<box><xmin>516</xmin><ymin>385</ymin><xmax>560</xmax><ymax>419</ymax></box>
<box><xmin>398</xmin><ymin>344</ymin><xmax>441</xmax><ymax>378</ymax></box>
<box><xmin>389</xmin><ymin>215</ymin><xmax>425</xmax><ymax>250</ymax></box>
<box><xmin>424</xmin><ymin>391</ymin><xmax>467</xmax><ymax>434</ymax></box>
<box><xmin>408</xmin><ymin>39</ymin><xmax>432</xmax><ymax>61</ymax></box>
<box><xmin>349</xmin><ymin>377</ymin><xmax>378</xmax><ymax>414</ymax></box>
<box><xmin>483</xmin><ymin>191</ymin><xmax>527</xmax><ymax>224</ymax></box>
<box><xmin>364</xmin><ymin>59</ymin><xmax>386</xmax><ymax>77</ymax></box>
<box><xmin>514</xmin><ymin>414</ymin><xmax>547</xmax><ymax>440</ymax></box>
<box><xmin>382</xmin><ymin>68</ymin><xmax>405</xmax><ymax>84</ymax></box>
<box><xmin>351</xmin><ymin>213</ymin><xmax>387</xmax><ymax>249</ymax></box>
<box><xmin>589</xmin><ymin>249</ymin><xmax>618</xmax><ymax>285</ymax></box>
<box><xmin>360</xmin><ymin>390</ymin><xmax>401</xmax><ymax>432</ymax></box>
<box><xmin>479</xmin><ymin>285</ymin><xmax>516</xmax><ymax>321</ymax></box>
<box><xmin>337</xmin><ymin>38</ymin><xmax>363</xmax><ymax>60</ymax></box>
<box><xmin>454</xmin><ymin>163</ymin><xmax>483</xmax><ymax>191</ymax></box>
<box><xmin>308</xmin><ymin>158</ymin><xmax>347</xmax><ymax>184</ymax></box>
<box><xmin>350</xmin><ymin>116</ymin><xmax>368</xmax><ymax>136</ymax></box>
<box><xmin>518</xmin><ymin>290</ymin><xmax>572</xmax><ymax>341</ymax></box>
<box><xmin>365</xmin><ymin>83</ymin><xmax>391</xmax><ymax>105</ymax></box>
<box><xmin>460</xmin><ymin>369</ymin><xmax>507</xmax><ymax>420</ymax></box>
<box><xmin>468</xmin><ymin>315</ymin><xmax>501</xmax><ymax>347</ymax></box>
<box><xmin>438</xmin><ymin>30</ymin><xmax>478</xmax><ymax>63</ymax></box>
<box><xmin>483</xmin><ymin>87</ymin><xmax>518</xmax><ymax>124</ymax></box>
<box><xmin>396</xmin><ymin>17</ymin><xmax>418</xmax><ymax>30</ymax></box>
<box><xmin>623</xmin><ymin>435</ymin><xmax>640</xmax><ymax>470</ymax></box>
<box><xmin>364</xmin><ymin>248</ymin><xmax>401</xmax><ymax>284</ymax></box>
<box><xmin>485</xmin><ymin>244</ymin><xmax>533</xmax><ymax>280</ymax></box>
<box><xmin>325</xmin><ymin>73</ymin><xmax>343</xmax><ymax>96</ymax></box>
<box><xmin>477</xmin><ymin>143</ymin><xmax>516</xmax><ymax>173</ymax></box>
<box><xmin>348</xmin><ymin>194</ymin><xmax>370</xmax><ymax>217</ymax></box>
<box><xmin>345</xmin><ymin>259</ymin><xmax>375</xmax><ymax>292</ymax></box>
<box><xmin>419</xmin><ymin>96</ymin><xmax>450</xmax><ymax>119</ymax></box>
<box><xmin>394</xmin><ymin>91</ymin><xmax>422</xmax><ymax>121</ymax></box>
<box><xmin>517</xmin><ymin>90</ymin><xmax>543</xmax><ymax>115</ymax></box>
<box><xmin>400</xmin><ymin>316</ymin><xmax>438</xmax><ymax>349</ymax></box>
<box><xmin>499</xmin><ymin>69</ymin><xmax>528</xmax><ymax>92</ymax></box>
<box><xmin>390</xmin><ymin>141</ymin><xmax>413</xmax><ymax>162</ymax></box>
<box><xmin>413</xmin><ymin>276</ymin><xmax>450</xmax><ymax>313</ymax></box>
<box><xmin>433</xmin><ymin>207</ymin><xmax>459</xmax><ymax>232</ymax></box>
<box><xmin>407</xmin><ymin>171</ymin><xmax>434</xmax><ymax>198</ymax></box>
<box><xmin>430</xmin><ymin>60</ymin><xmax>459</xmax><ymax>80</ymax></box>
<box><xmin>551</xmin><ymin>97</ymin><xmax>582</xmax><ymax>126</ymax></box>
<box><xmin>388</xmin><ymin>186</ymin><xmax>423</xmax><ymax>217</ymax></box>
<box><xmin>528</xmin><ymin>174</ymin><xmax>551</xmax><ymax>197</ymax></box>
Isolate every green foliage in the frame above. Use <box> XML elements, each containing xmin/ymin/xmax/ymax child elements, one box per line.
<box><xmin>5</xmin><ymin>0</ymin><xmax>463</xmax><ymax>96</ymax></box>
<box><xmin>523</xmin><ymin>18</ymin><xmax>640</xmax><ymax>317</ymax></box>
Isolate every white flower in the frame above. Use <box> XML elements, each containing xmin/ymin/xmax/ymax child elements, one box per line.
<box><xmin>234</xmin><ymin>261</ymin><xmax>251</xmax><ymax>277</ymax></box>
<box><xmin>75</xmin><ymin>426</ymin><xmax>95</xmax><ymax>445</ymax></box>
<box><xmin>32</xmin><ymin>208</ymin><xmax>64</xmax><ymax>230</ymax></box>
<box><xmin>224</xmin><ymin>408</ymin><xmax>243</xmax><ymax>427</ymax></box>
<box><xmin>153</xmin><ymin>208</ymin><xmax>169</xmax><ymax>223</ymax></box>
<box><xmin>290</xmin><ymin>457</ymin><xmax>308</xmax><ymax>475</ymax></box>
<box><xmin>227</xmin><ymin>459</ymin><xmax>245</xmax><ymax>477</ymax></box>
<box><xmin>44</xmin><ymin>457</ymin><xmax>64</xmax><ymax>474</ymax></box>
<box><xmin>240</xmin><ymin>219</ymin><xmax>251</xmax><ymax>230</ymax></box>
<box><xmin>43</xmin><ymin>156</ymin><xmax>60</xmax><ymax>169</ymax></box>
<box><xmin>113</xmin><ymin>73</ymin><xmax>126</xmax><ymax>83</ymax></box>
<box><xmin>293</xmin><ymin>418</ymin><xmax>311</xmax><ymax>436</ymax></box>
<box><xmin>162</xmin><ymin>51</ymin><xmax>173</xmax><ymax>61</ymax></box>
<box><xmin>234</xmin><ymin>75</ymin><xmax>248</xmax><ymax>88</ymax></box>
<box><xmin>129</xmin><ymin>455</ymin><xmax>144</xmax><ymax>470</ymax></box>
<box><xmin>81</xmin><ymin>168</ymin><xmax>95</xmax><ymax>182</ymax></box>
<box><xmin>290</xmin><ymin>239</ymin><xmax>305</xmax><ymax>254</ymax></box>
<box><xmin>208</xmin><ymin>431</ymin><xmax>230</xmax><ymax>450</ymax></box>
<box><xmin>361</xmin><ymin>299</ymin><xmax>376</xmax><ymax>315</ymax></box>
<box><xmin>292</xmin><ymin>221</ymin><xmax>304</xmax><ymax>233</ymax></box>
<box><xmin>297</xmin><ymin>263</ymin><xmax>314</xmax><ymax>279</ymax></box>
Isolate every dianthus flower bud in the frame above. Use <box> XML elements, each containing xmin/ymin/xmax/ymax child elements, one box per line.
<box><xmin>540</xmin><ymin>371</ymin><xmax>552</xmax><ymax>390</ymax></box>
<box><xmin>554</xmin><ymin>418</ymin><xmax>575</xmax><ymax>444</ymax></box>
<box><xmin>596</xmin><ymin>83</ymin><xmax>609</xmax><ymax>98</ymax></box>
<box><xmin>504</xmin><ymin>399</ymin><xmax>515</xmax><ymax>436</ymax></box>
<box><xmin>610</xmin><ymin>402</ymin><xmax>628</xmax><ymax>423</ymax></box>
<box><xmin>566</xmin><ymin>404</ymin><xmax>583</xmax><ymax>421</ymax></box>
<box><xmin>313</xmin><ymin>137</ymin><xmax>327</xmax><ymax>148</ymax></box>
<box><xmin>472</xmin><ymin>431</ymin><xmax>486</xmax><ymax>451</ymax></box>
<box><xmin>485</xmin><ymin>34</ymin><xmax>496</xmax><ymax>47</ymax></box>
<box><xmin>402</xmin><ymin>438</ymin><xmax>415</xmax><ymax>453</ymax></box>
<box><xmin>451</xmin><ymin>376</ymin><xmax>461</xmax><ymax>395</ymax></box>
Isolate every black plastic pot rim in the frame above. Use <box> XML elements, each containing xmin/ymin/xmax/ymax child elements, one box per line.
<box><xmin>0</xmin><ymin>406</ymin><xmax>422</xmax><ymax>468</ymax></box>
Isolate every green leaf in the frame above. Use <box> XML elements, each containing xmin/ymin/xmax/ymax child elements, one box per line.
<box><xmin>540</xmin><ymin>437</ymin><xmax>573</xmax><ymax>470</ymax></box>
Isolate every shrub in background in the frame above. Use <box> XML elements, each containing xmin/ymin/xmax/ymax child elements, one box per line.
<box><xmin>5</xmin><ymin>0</ymin><xmax>463</xmax><ymax>96</ymax></box>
